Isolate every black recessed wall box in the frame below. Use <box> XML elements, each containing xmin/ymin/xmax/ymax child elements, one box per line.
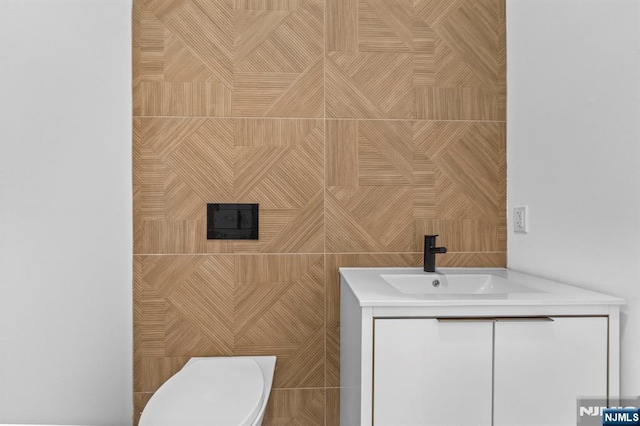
<box><xmin>207</xmin><ymin>203</ymin><xmax>258</xmax><ymax>240</ymax></box>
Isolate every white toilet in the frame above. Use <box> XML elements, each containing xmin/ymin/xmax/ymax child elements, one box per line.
<box><xmin>139</xmin><ymin>356</ymin><xmax>277</xmax><ymax>426</ymax></box>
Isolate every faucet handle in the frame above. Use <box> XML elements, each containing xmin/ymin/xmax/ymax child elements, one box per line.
<box><xmin>424</xmin><ymin>234</ymin><xmax>439</xmax><ymax>248</ymax></box>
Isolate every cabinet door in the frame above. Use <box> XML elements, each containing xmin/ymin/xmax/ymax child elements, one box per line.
<box><xmin>494</xmin><ymin>317</ymin><xmax>608</xmax><ymax>426</ymax></box>
<box><xmin>373</xmin><ymin>318</ymin><xmax>493</xmax><ymax>426</ymax></box>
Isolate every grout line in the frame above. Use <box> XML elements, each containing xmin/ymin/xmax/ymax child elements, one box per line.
<box><xmin>356</xmin><ymin>0</ymin><xmax>359</xmax><ymax>53</ymax></box>
<box><xmin>132</xmin><ymin>251</ymin><xmax>506</xmax><ymax>257</ymax></box>
<box><xmin>132</xmin><ymin>115</ymin><xmax>506</xmax><ymax>124</ymax></box>
<box><xmin>133</xmin><ymin>115</ymin><xmax>323</xmax><ymax>120</ymax></box>
<box><xmin>323</xmin><ymin>0</ymin><xmax>328</xmax><ymax>416</ymax></box>
<box><xmin>325</xmin><ymin>118</ymin><xmax>507</xmax><ymax>123</ymax></box>
<box><xmin>271</xmin><ymin>386</ymin><xmax>328</xmax><ymax>391</ymax></box>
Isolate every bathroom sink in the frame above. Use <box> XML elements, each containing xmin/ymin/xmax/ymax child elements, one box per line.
<box><xmin>380</xmin><ymin>273</ymin><xmax>539</xmax><ymax>296</ymax></box>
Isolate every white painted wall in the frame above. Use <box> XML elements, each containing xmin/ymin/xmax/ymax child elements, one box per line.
<box><xmin>0</xmin><ymin>0</ymin><xmax>132</xmax><ymax>424</ymax></box>
<box><xmin>507</xmin><ymin>0</ymin><xmax>640</xmax><ymax>394</ymax></box>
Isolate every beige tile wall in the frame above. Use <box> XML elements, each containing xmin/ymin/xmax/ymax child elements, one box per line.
<box><xmin>133</xmin><ymin>0</ymin><xmax>506</xmax><ymax>423</ymax></box>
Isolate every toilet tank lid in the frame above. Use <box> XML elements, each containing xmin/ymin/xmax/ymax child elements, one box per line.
<box><xmin>140</xmin><ymin>358</ymin><xmax>265</xmax><ymax>426</ymax></box>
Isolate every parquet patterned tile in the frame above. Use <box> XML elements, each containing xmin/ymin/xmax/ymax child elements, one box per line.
<box><xmin>134</xmin><ymin>118</ymin><xmax>324</xmax><ymax>254</ymax></box>
<box><xmin>134</xmin><ymin>0</ymin><xmax>507</xmax><ymax>423</ymax></box>
<box><xmin>135</xmin><ymin>356</ymin><xmax>191</xmax><ymax>393</ymax></box>
<box><xmin>135</xmin><ymin>280</ymin><xmax>166</xmax><ymax>358</ymax></box>
<box><xmin>326</xmin><ymin>51</ymin><xmax>414</xmax><ymax>119</ymax></box>
<box><xmin>414</xmin><ymin>86</ymin><xmax>499</xmax><ymax>121</ymax></box>
<box><xmin>166</xmin><ymin>1</ymin><xmax>234</xmax><ymax>87</ymax></box>
<box><xmin>357</xmin><ymin>120</ymin><xmax>414</xmax><ymax>186</ymax></box>
<box><xmin>326</xmin><ymin>0</ymin><xmax>357</xmax><ymax>52</ymax></box>
<box><xmin>139</xmin><ymin>255</ymin><xmax>235</xmax><ymax>360</ymax></box>
<box><xmin>134</xmin><ymin>0</ymin><xmax>323</xmax><ymax>117</ymax></box>
<box><xmin>134</xmin><ymin>254</ymin><xmax>325</xmax><ymax>396</ymax></box>
<box><xmin>264</xmin><ymin>388</ymin><xmax>325</xmax><ymax>425</ymax></box>
<box><xmin>135</xmin><ymin>0</ymin><xmax>234</xmax><ymax>117</ymax></box>
<box><xmin>326</xmin><ymin>185</ymin><xmax>415</xmax><ymax>252</ymax></box>
<box><xmin>438</xmin><ymin>251</ymin><xmax>506</xmax><ymax>267</ymax></box>
<box><xmin>234</xmin><ymin>0</ymin><xmax>301</xmax><ymax>11</ymax></box>
<box><xmin>414</xmin><ymin>0</ymin><xmax>505</xmax><ymax>119</ymax></box>
<box><xmin>414</xmin><ymin>121</ymin><xmax>506</xmax><ymax>221</ymax></box>
<box><xmin>325</xmin><ymin>120</ymin><xmax>506</xmax><ymax>254</ymax></box>
<box><xmin>325</xmin><ymin>388</ymin><xmax>340</xmax><ymax>426</ymax></box>
<box><xmin>414</xmin><ymin>218</ymin><xmax>504</xmax><ymax>252</ymax></box>
<box><xmin>325</xmin><ymin>0</ymin><xmax>505</xmax><ymax>120</ymax></box>
<box><xmin>233</xmin><ymin>0</ymin><xmax>319</xmax><ymax>72</ymax></box>
<box><xmin>326</xmin><ymin>120</ymin><xmax>358</xmax><ymax>187</ymax></box>
<box><xmin>166</xmin><ymin>256</ymin><xmax>235</xmax><ymax>354</ymax></box>
<box><xmin>497</xmin><ymin>0</ymin><xmax>507</xmax><ymax>120</ymax></box>
<box><xmin>358</xmin><ymin>0</ymin><xmax>414</xmax><ymax>52</ymax></box>
<box><xmin>234</xmin><ymin>254</ymin><xmax>325</xmax><ymax>388</ymax></box>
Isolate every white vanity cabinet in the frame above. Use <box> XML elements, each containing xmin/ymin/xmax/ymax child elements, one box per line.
<box><xmin>339</xmin><ymin>267</ymin><xmax>623</xmax><ymax>426</ymax></box>
<box><xmin>373</xmin><ymin>317</ymin><xmax>608</xmax><ymax>426</ymax></box>
<box><xmin>374</xmin><ymin>318</ymin><xmax>494</xmax><ymax>426</ymax></box>
<box><xmin>493</xmin><ymin>316</ymin><xmax>608</xmax><ymax>426</ymax></box>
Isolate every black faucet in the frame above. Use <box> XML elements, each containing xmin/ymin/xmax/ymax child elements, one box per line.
<box><xmin>424</xmin><ymin>235</ymin><xmax>447</xmax><ymax>272</ymax></box>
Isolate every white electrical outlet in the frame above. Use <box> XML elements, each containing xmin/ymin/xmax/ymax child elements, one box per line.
<box><xmin>513</xmin><ymin>206</ymin><xmax>528</xmax><ymax>233</ymax></box>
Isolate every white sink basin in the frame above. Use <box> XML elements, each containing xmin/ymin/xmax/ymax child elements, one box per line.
<box><xmin>339</xmin><ymin>267</ymin><xmax>625</xmax><ymax>307</ymax></box>
<box><xmin>380</xmin><ymin>273</ymin><xmax>540</xmax><ymax>296</ymax></box>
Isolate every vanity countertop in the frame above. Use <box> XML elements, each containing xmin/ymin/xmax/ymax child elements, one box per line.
<box><xmin>340</xmin><ymin>267</ymin><xmax>625</xmax><ymax>307</ymax></box>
